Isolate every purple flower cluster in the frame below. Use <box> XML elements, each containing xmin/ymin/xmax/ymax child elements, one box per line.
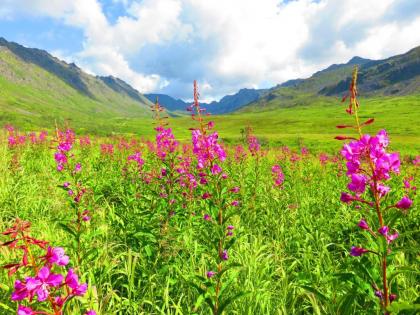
<box><xmin>2</xmin><ymin>219</ymin><xmax>92</xmax><ymax>315</ymax></box>
<box><xmin>54</xmin><ymin>129</ymin><xmax>76</xmax><ymax>172</ymax></box>
<box><xmin>155</xmin><ymin>126</ymin><xmax>179</xmax><ymax>160</ymax></box>
<box><xmin>341</xmin><ymin>130</ymin><xmax>401</xmax><ymax>198</ymax></box>
<box><xmin>271</xmin><ymin>164</ymin><xmax>285</xmax><ymax>188</ymax></box>
<box><xmin>191</xmin><ymin>129</ymin><xmax>226</xmax><ymax>169</ymax></box>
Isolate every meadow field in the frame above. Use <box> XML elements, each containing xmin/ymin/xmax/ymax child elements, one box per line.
<box><xmin>1</xmin><ymin>80</ymin><xmax>419</xmax><ymax>315</ymax></box>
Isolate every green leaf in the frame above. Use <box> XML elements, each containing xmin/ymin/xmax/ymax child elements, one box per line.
<box><xmin>386</xmin><ymin>302</ymin><xmax>420</xmax><ymax>313</ymax></box>
<box><xmin>299</xmin><ymin>285</ymin><xmax>329</xmax><ymax>302</ymax></box>
<box><xmin>58</xmin><ymin>223</ymin><xmax>77</xmax><ymax>238</ymax></box>
<box><xmin>218</xmin><ymin>291</ymin><xmax>250</xmax><ymax>314</ymax></box>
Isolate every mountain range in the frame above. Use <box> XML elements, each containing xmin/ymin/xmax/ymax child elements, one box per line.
<box><xmin>0</xmin><ymin>36</ymin><xmax>419</xmax><ymax>131</ymax></box>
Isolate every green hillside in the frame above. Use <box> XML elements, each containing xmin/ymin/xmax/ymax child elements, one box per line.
<box><xmin>0</xmin><ymin>39</ymin><xmax>152</xmax><ymax>132</ymax></box>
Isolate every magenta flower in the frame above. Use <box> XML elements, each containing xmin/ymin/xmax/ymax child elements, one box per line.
<box><xmin>230</xmin><ymin>186</ymin><xmax>240</xmax><ymax>193</ymax></box>
<box><xmin>396</xmin><ymin>196</ymin><xmax>412</xmax><ymax>209</ymax></box>
<box><xmin>11</xmin><ymin>280</ymin><xmax>28</xmax><ymax>301</ymax></box>
<box><xmin>45</xmin><ymin>247</ymin><xmax>69</xmax><ymax>266</ymax></box>
<box><xmin>220</xmin><ymin>250</ymin><xmax>229</xmax><ymax>261</ymax></box>
<box><xmin>17</xmin><ymin>305</ymin><xmax>35</xmax><ymax>315</ymax></box>
<box><xmin>206</xmin><ymin>271</ymin><xmax>216</xmax><ymax>279</ymax></box>
<box><xmin>348</xmin><ymin>173</ymin><xmax>367</xmax><ymax>194</ymax></box>
<box><xmin>65</xmin><ymin>268</ymin><xmax>87</xmax><ymax>296</ymax></box>
<box><xmin>74</xmin><ymin>163</ymin><xmax>82</xmax><ymax>173</ymax></box>
<box><xmin>203</xmin><ymin>214</ymin><xmax>211</xmax><ymax>221</ymax></box>
<box><xmin>231</xmin><ymin>200</ymin><xmax>239</xmax><ymax>207</ymax></box>
<box><xmin>26</xmin><ymin>267</ymin><xmax>63</xmax><ymax>301</ymax></box>
<box><xmin>350</xmin><ymin>246</ymin><xmax>369</xmax><ymax>256</ymax></box>
<box><xmin>202</xmin><ymin>192</ymin><xmax>211</xmax><ymax>199</ymax></box>
<box><xmin>378</xmin><ymin>226</ymin><xmax>389</xmax><ymax>236</ymax></box>
<box><xmin>389</xmin><ymin>293</ymin><xmax>397</xmax><ymax>302</ymax></box>
<box><xmin>57</xmin><ymin>142</ymin><xmax>72</xmax><ymax>152</ymax></box>
<box><xmin>63</xmin><ymin>182</ymin><xmax>70</xmax><ymax>188</ymax></box>
<box><xmin>211</xmin><ymin>164</ymin><xmax>222</xmax><ymax>175</ymax></box>
<box><xmin>191</xmin><ymin>129</ymin><xmax>226</xmax><ymax>169</ymax></box>
<box><xmin>358</xmin><ymin>219</ymin><xmax>369</xmax><ymax>230</ymax></box>
<box><xmin>85</xmin><ymin>310</ymin><xmax>97</xmax><ymax>315</ymax></box>
<box><xmin>155</xmin><ymin>127</ymin><xmax>179</xmax><ymax>160</ymax></box>
<box><xmin>340</xmin><ymin>192</ymin><xmax>354</xmax><ymax>203</ymax></box>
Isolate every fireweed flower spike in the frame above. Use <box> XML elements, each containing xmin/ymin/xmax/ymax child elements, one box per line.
<box><xmin>189</xmin><ymin>81</ymin><xmax>241</xmax><ymax>315</ymax></box>
<box><xmin>337</xmin><ymin>67</ymin><xmax>414</xmax><ymax>312</ymax></box>
<box><xmin>2</xmin><ymin>219</ymin><xmax>90</xmax><ymax>314</ymax></box>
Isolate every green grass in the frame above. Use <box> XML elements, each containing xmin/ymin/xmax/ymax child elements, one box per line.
<box><xmin>0</xmin><ymin>135</ymin><xmax>418</xmax><ymax>314</ymax></box>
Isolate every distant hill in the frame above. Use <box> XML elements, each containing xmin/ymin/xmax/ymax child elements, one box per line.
<box><xmin>145</xmin><ymin>88</ymin><xmax>267</xmax><ymax>114</ymax></box>
<box><xmin>0</xmin><ymin>37</ymin><xmax>152</xmax><ymax>130</ymax></box>
<box><xmin>144</xmin><ymin>93</ymin><xmax>188</xmax><ymax>112</ymax></box>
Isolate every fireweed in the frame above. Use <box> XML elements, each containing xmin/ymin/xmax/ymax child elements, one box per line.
<box><xmin>53</xmin><ymin>128</ymin><xmax>93</xmax><ymax>267</ymax></box>
<box><xmin>1</xmin><ymin>219</ymin><xmax>95</xmax><ymax>315</ymax></box>
<box><xmin>337</xmin><ymin>67</ymin><xmax>414</xmax><ymax>313</ymax></box>
<box><xmin>188</xmin><ymin>81</ymin><xmax>245</xmax><ymax>315</ymax></box>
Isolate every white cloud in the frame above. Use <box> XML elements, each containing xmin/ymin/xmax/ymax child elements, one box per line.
<box><xmin>1</xmin><ymin>0</ymin><xmax>420</xmax><ymax>98</ymax></box>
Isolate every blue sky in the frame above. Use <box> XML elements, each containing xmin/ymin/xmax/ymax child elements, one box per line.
<box><xmin>1</xmin><ymin>0</ymin><xmax>420</xmax><ymax>101</ymax></box>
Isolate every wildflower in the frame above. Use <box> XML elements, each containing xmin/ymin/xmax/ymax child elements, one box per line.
<box><xmin>82</xmin><ymin>210</ymin><xmax>91</xmax><ymax>221</ymax></box>
<box><xmin>63</xmin><ymin>182</ymin><xmax>70</xmax><ymax>188</ymax></box>
<box><xmin>348</xmin><ymin>173</ymin><xmax>367</xmax><ymax>194</ymax></box>
<box><xmin>272</xmin><ymin>164</ymin><xmax>285</xmax><ymax>187</ymax></box>
<box><xmin>206</xmin><ymin>271</ymin><xmax>216</xmax><ymax>279</ymax></box>
<box><xmin>375</xmin><ymin>290</ymin><xmax>383</xmax><ymax>299</ymax></box>
<box><xmin>358</xmin><ymin>219</ymin><xmax>369</xmax><ymax>230</ymax></box>
<box><xmin>155</xmin><ymin>127</ymin><xmax>179</xmax><ymax>160</ymax></box>
<box><xmin>44</xmin><ymin>247</ymin><xmax>69</xmax><ymax>266</ymax></box>
<box><xmin>26</xmin><ymin>267</ymin><xmax>63</xmax><ymax>301</ymax></box>
<box><xmin>247</xmin><ymin>135</ymin><xmax>260</xmax><ymax>156</ymax></box>
<box><xmin>389</xmin><ymin>294</ymin><xmax>397</xmax><ymax>302</ymax></box>
<box><xmin>85</xmin><ymin>310</ymin><xmax>97</xmax><ymax>315</ymax></box>
<box><xmin>65</xmin><ymin>269</ymin><xmax>88</xmax><ymax>296</ymax></box>
<box><xmin>17</xmin><ymin>305</ymin><xmax>35</xmax><ymax>315</ymax></box>
<box><xmin>396</xmin><ymin>196</ymin><xmax>412</xmax><ymax>209</ymax></box>
<box><xmin>378</xmin><ymin>226</ymin><xmax>389</xmax><ymax>236</ymax></box>
<box><xmin>203</xmin><ymin>214</ymin><xmax>211</xmax><ymax>221</ymax></box>
<box><xmin>11</xmin><ymin>280</ymin><xmax>28</xmax><ymax>301</ymax></box>
<box><xmin>74</xmin><ymin>163</ymin><xmax>82</xmax><ymax>173</ymax></box>
<box><xmin>211</xmin><ymin>164</ymin><xmax>222</xmax><ymax>175</ymax></box>
<box><xmin>230</xmin><ymin>186</ymin><xmax>240</xmax><ymax>193</ymax></box>
<box><xmin>231</xmin><ymin>200</ymin><xmax>239</xmax><ymax>207</ymax></box>
<box><xmin>319</xmin><ymin>153</ymin><xmax>329</xmax><ymax>165</ymax></box>
<box><xmin>340</xmin><ymin>192</ymin><xmax>354</xmax><ymax>203</ymax></box>
<box><xmin>350</xmin><ymin>246</ymin><xmax>369</xmax><ymax>256</ymax></box>
<box><xmin>191</xmin><ymin>129</ymin><xmax>226</xmax><ymax>169</ymax></box>
<box><xmin>220</xmin><ymin>250</ymin><xmax>229</xmax><ymax>261</ymax></box>
<box><xmin>202</xmin><ymin>192</ymin><xmax>211</xmax><ymax>199</ymax></box>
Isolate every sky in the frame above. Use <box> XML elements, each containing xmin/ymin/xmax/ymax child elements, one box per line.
<box><xmin>0</xmin><ymin>0</ymin><xmax>420</xmax><ymax>102</ymax></box>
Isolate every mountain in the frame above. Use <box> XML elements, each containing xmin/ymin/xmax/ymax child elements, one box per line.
<box><xmin>320</xmin><ymin>46</ymin><xmax>420</xmax><ymax>96</ymax></box>
<box><xmin>241</xmin><ymin>46</ymin><xmax>420</xmax><ymax>112</ymax></box>
<box><xmin>144</xmin><ymin>93</ymin><xmax>188</xmax><ymax>112</ymax></box>
<box><xmin>145</xmin><ymin>88</ymin><xmax>267</xmax><ymax>114</ymax></box>
<box><xmin>0</xmin><ymin>37</ymin><xmax>152</xmax><ymax>130</ymax></box>
<box><xmin>205</xmin><ymin>88</ymin><xmax>267</xmax><ymax>114</ymax></box>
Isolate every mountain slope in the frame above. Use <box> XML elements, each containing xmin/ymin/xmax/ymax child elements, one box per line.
<box><xmin>0</xmin><ymin>37</ymin><xmax>153</xmax><ymax>129</ymax></box>
<box><xmin>320</xmin><ymin>46</ymin><xmax>420</xmax><ymax>96</ymax></box>
<box><xmin>241</xmin><ymin>46</ymin><xmax>420</xmax><ymax>112</ymax></box>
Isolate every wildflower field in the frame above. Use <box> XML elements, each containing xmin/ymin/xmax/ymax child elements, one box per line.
<box><xmin>0</xmin><ymin>74</ymin><xmax>419</xmax><ymax>315</ymax></box>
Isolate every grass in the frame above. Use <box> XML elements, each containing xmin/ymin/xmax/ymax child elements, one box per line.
<box><xmin>0</xmin><ymin>127</ymin><xmax>418</xmax><ymax>314</ymax></box>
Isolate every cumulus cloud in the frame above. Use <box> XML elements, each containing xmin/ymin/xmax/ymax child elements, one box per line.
<box><xmin>1</xmin><ymin>0</ymin><xmax>420</xmax><ymax>99</ymax></box>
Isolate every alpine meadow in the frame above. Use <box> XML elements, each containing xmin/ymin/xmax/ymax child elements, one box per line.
<box><xmin>0</xmin><ymin>1</ymin><xmax>419</xmax><ymax>315</ymax></box>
